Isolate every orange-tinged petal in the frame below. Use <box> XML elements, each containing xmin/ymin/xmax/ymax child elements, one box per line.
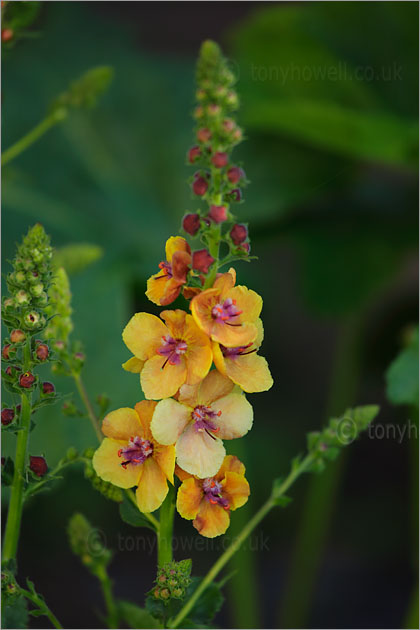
<box><xmin>154</xmin><ymin>444</ymin><xmax>176</xmax><ymax>484</ymax></box>
<box><xmin>210</xmin><ymin>319</ymin><xmax>258</xmax><ymax>348</ymax></box>
<box><xmin>134</xmin><ymin>400</ymin><xmax>157</xmax><ymax>441</ymax></box>
<box><xmin>92</xmin><ymin>438</ymin><xmax>140</xmax><ymax>488</ymax></box>
<box><xmin>215</xmin><ymin>455</ymin><xmax>245</xmax><ymax>481</ymax></box>
<box><xmin>183</xmin><ymin>286</ymin><xmax>202</xmax><ymax>300</ymax></box>
<box><xmin>122</xmin><ymin>356</ymin><xmax>145</xmax><ymax>373</ymax></box>
<box><xmin>185</xmin><ymin>344</ymin><xmax>213</xmax><ymax>385</ymax></box>
<box><xmin>190</xmin><ymin>288</ymin><xmax>220</xmax><ymax>336</ymax></box>
<box><xmin>165</xmin><ymin>236</ymin><xmax>191</xmax><ymax>262</ymax></box>
<box><xmin>213</xmin><ymin>270</ymin><xmax>236</xmax><ymax>295</ymax></box>
<box><xmin>151</xmin><ymin>399</ymin><xmax>191</xmax><ymax>445</ymax></box>
<box><xmin>146</xmin><ymin>275</ymin><xmax>182</xmax><ymax>307</ymax></box>
<box><xmin>176</xmin><ymin>477</ymin><xmax>203</xmax><ymax>519</ymax></box>
<box><xmin>211</xmin><ymin>393</ymin><xmax>253</xmax><ymax>439</ymax></box>
<box><xmin>211</xmin><ymin>342</ymin><xmax>227</xmax><ymax>376</ymax></box>
<box><xmin>175</xmin><ymin>464</ymin><xmax>192</xmax><ymax>482</ymax></box>
<box><xmin>198</xmin><ymin>370</ymin><xmax>235</xmax><ymax>405</ymax></box>
<box><xmin>141</xmin><ymin>355</ymin><xmax>187</xmax><ymax>400</ymax></box>
<box><xmin>193</xmin><ymin>500</ymin><xmax>230</xmax><ymax>538</ymax></box>
<box><xmin>222</xmin><ymin>471</ymin><xmax>250</xmax><ymax>511</ymax></box>
<box><xmin>176</xmin><ymin>423</ymin><xmax>225</xmax><ymax>478</ymax></box>
<box><xmin>228</xmin><ymin>286</ymin><xmax>262</xmax><ymax>322</ymax></box>
<box><xmin>102</xmin><ymin>407</ymin><xmax>142</xmax><ymax>441</ymax></box>
<box><xmin>123</xmin><ymin>313</ymin><xmax>168</xmax><ymax>360</ymax></box>
<box><xmin>136</xmin><ymin>457</ymin><xmax>168</xmax><ymax>513</ymax></box>
<box><xmin>224</xmin><ymin>352</ymin><xmax>273</xmax><ymax>393</ymax></box>
<box><xmin>171</xmin><ymin>250</ymin><xmax>191</xmax><ymax>283</ymax></box>
<box><xmin>160</xmin><ymin>309</ymin><xmax>188</xmax><ymax>338</ymax></box>
<box><xmin>177</xmin><ymin>382</ymin><xmax>200</xmax><ymax>407</ymax></box>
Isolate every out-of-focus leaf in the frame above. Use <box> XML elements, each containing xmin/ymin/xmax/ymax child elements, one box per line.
<box><xmin>4</xmin><ymin>1</ymin><xmax>40</xmax><ymax>31</ymax></box>
<box><xmin>119</xmin><ymin>493</ymin><xmax>157</xmax><ymax>532</ymax></box>
<box><xmin>53</xmin><ymin>243</ymin><xmax>103</xmax><ymax>274</ymax></box>
<box><xmin>386</xmin><ymin>327</ymin><xmax>419</xmax><ymax>407</ymax></box>
<box><xmin>1</xmin><ymin>596</ymin><xmax>29</xmax><ymax>630</ymax></box>
<box><xmin>50</xmin><ymin>66</ymin><xmax>114</xmax><ymax>113</ymax></box>
<box><xmin>117</xmin><ymin>600</ymin><xmax>161</xmax><ymax>629</ymax></box>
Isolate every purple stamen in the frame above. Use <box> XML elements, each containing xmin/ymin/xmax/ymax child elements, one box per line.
<box><xmin>157</xmin><ymin>335</ymin><xmax>188</xmax><ymax>366</ymax></box>
<box><xmin>211</xmin><ymin>298</ymin><xmax>242</xmax><ymax>324</ymax></box>
<box><xmin>118</xmin><ymin>436</ymin><xmax>153</xmax><ymax>468</ymax></box>
<box><xmin>221</xmin><ymin>343</ymin><xmax>257</xmax><ymax>358</ymax></box>
<box><xmin>157</xmin><ymin>261</ymin><xmax>173</xmax><ymax>278</ymax></box>
<box><xmin>192</xmin><ymin>405</ymin><xmax>221</xmax><ymax>436</ymax></box>
<box><xmin>202</xmin><ymin>477</ymin><xmax>230</xmax><ymax>509</ymax></box>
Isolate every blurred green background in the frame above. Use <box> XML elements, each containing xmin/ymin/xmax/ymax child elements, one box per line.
<box><xmin>2</xmin><ymin>2</ymin><xmax>418</xmax><ymax>628</ymax></box>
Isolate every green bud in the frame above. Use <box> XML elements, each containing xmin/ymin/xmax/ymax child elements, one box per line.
<box><xmin>23</xmin><ymin>310</ymin><xmax>41</xmax><ymax>328</ymax></box>
<box><xmin>15</xmin><ymin>290</ymin><xmax>30</xmax><ymax>306</ymax></box>
<box><xmin>66</xmin><ymin>446</ymin><xmax>79</xmax><ymax>461</ymax></box>
<box><xmin>14</xmin><ymin>271</ymin><xmax>27</xmax><ymax>285</ymax></box>
<box><xmin>83</xmin><ymin>447</ymin><xmax>95</xmax><ymax>459</ymax></box>
<box><xmin>3</xmin><ymin>298</ymin><xmax>14</xmax><ymax>310</ymax></box>
<box><xmin>30</xmin><ymin>283</ymin><xmax>44</xmax><ymax>297</ymax></box>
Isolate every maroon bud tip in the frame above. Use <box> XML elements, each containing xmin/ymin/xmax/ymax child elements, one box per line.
<box><xmin>42</xmin><ymin>381</ymin><xmax>55</xmax><ymax>395</ymax></box>
<box><xmin>29</xmin><ymin>456</ymin><xmax>48</xmax><ymax>477</ymax></box>
<box><xmin>10</xmin><ymin>329</ymin><xmax>26</xmax><ymax>344</ymax></box>
<box><xmin>192</xmin><ymin>177</ymin><xmax>208</xmax><ymax>196</ymax></box>
<box><xmin>197</xmin><ymin>128</ymin><xmax>212</xmax><ymax>143</ymax></box>
<box><xmin>240</xmin><ymin>242</ymin><xmax>250</xmax><ymax>253</ymax></box>
<box><xmin>19</xmin><ymin>372</ymin><xmax>35</xmax><ymax>388</ymax></box>
<box><xmin>223</xmin><ymin>119</ymin><xmax>235</xmax><ymax>133</ymax></box>
<box><xmin>188</xmin><ymin>145</ymin><xmax>201</xmax><ymax>164</ymax></box>
<box><xmin>2</xmin><ymin>344</ymin><xmax>11</xmax><ymax>360</ymax></box>
<box><xmin>1</xmin><ymin>28</ymin><xmax>13</xmax><ymax>43</ymax></box>
<box><xmin>230</xmin><ymin>223</ymin><xmax>248</xmax><ymax>244</ymax></box>
<box><xmin>230</xmin><ymin>188</ymin><xmax>242</xmax><ymax>202</ymax></box>
<box><xmin>192</xmin><ymin>250</ymin><xmax>215</xmax><ymax>274</ymax></box>
<box><xmin>35</xmin><ymin>343</ymin><xmax>49</xmax><ymax>361</ymax></box>
<box><xmin>182</xmin><ymin>213</ymin><xmax>201</xmax><ymax>236</ymax></box>
<box><xmin>211</xmin><ymin>152</ymin><xmax>228</xmax><ymax>168</ymax></box>
<box><xmin>227</xmin><ymin>166</ymin><xmax>245</xmax><ymax>184</ymax></box>
<box><xmin>209</xmin><ymin>205</ymin><xmax>228</xmax><ymax>224</ymax></box>
<box><xmin>1</xmin><ymin>408</ymin><xmax>14</xmax><ymax>426</ymax></box>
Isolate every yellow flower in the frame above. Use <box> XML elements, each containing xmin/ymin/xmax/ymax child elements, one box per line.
<box><xmin>176</xmin><ymin>455</ymin><xmax>250</xmax><ymax>538</ymax></box>
<box><xmin>122</xmin><ymin>309</ymin><xmax>212</xmax><ymax>400</ymax></box>
<box><xmin>190</xmin><ymin>269</ymin><xmax>262</xmax><ymax>348</ymax></box>
<box><xmin>92</xmin><ymin>401</ymin><xmax>175</xmax><ymax>513</ymax></box>
<box><xmin>146</xmin><ymin>237</ymin><xmax>191</xmax><ymax>306</ymax></box>
<box><xmin>151</xmin><ymin>370</ymin><xmax>253</xmax><ymax>478</ymax></box>
<box><xmin>212</xmin><ymin>319</ymin><xmax>273</xmax><ymax>393</ymax></box>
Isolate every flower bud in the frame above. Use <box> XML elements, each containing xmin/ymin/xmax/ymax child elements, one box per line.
<box><xmin>230</xmin><ymin>223</ymin><xmax>248</xmax><ymax>244</ymax></box>
<box><xmin>19</xmin><ymin>372</ymin><xmax>35</xmax><ymax>388</ymax></box>
<box><xmin>30</xmin><ymin>283</ymin><xmax>44</xmax><ymax>297</ymax></box>
<box><xmin>2</xmin><ymin>344</ymin><xmax>12</xmax><ymax>360</ymax></box>
<box><xmin>35</xmin><ymin>343</ymin><xmax>49</xmax><ymax>361</ymax></box>
<box><xmin>240</xmin><ymin>242</ymin><xmax>250</xmax><ymax>253</ymax></box>
<box><xmin>1</xmin><ymin>29</ymin><xmax>13</xmax><ymax>43</ymax></box>
<box><xmin>66</xmin><ymin>447</ymin><xmax>79</xmax><ymax>461</ymax></box>
<box><xmin>27</xmin><ymin>270</ymin><xmax>40</xmax><ymax>284</ymax></box>
<box><xmin>42</xmin><ymin>381</ymin><xmax>55</xmax><ymax>395</ymax></box>
<box><xmin>10</xmin><ymin>329</ymin><xmax>25</xmax><ymax>344</ymax></box>
<box><xmin>15</xmin><ymin>290</ymin><xmax>30</xmax><ymax>306</ymax></box>
<box><xmin>223</xmin><ymin>118</ymin><xmax>235</xmax><ymax>133</ymax></box>
<box><xmin>29</xmin><ymin>456</ymin><xmax>48</xmax><ymax>477</ymax></box>
<box><xmin>192</xmin><ymin>176</ymin><xmax>208</xmax><ymax>196</ymax></box>
<box><xmin>23</xmin><ymin>310</ymin><xmax>41</xmax><ymax>328</ymax></box>
<box><xmin>197</xmin><ymin>128</ymin><xmax>212</xmax><ymax>143</ymax></box>
<box><xmin>233</xmin><ymin>128</ymin><xmax>243</xmax><ymax>142</ymax></box>
<box><xmin>192</xmin><ymin>249</ymin><xmax>215</xmax><ymax>274</ymax></box>
<box><xmin>53</xmin><ymin>340</ymin><xmax>66</xmax><ymax>352</ymax></box>
<box><xmin>229</xmin><ymin>188</ymin><xmax>242</xmax><ymax>202</ymax></box>
<box><xmin>3</xmin><ymin>298</ymin><xmax>14</xmax><ymax>310</ymax></box>
<box><xmin>211</xmin><ymin>152</ymin><xmax>228</xmax><ymax>168</ymax></box>
<box><xmin>1</xmin><ymin>409</ymin><xmax>14</xmax><ymax>426</ymax></box>
<box><xmin>226</xmin><ymin>91</ymin><xmax>239</xmax><ymax>107</ymax></box>
<box><xmin>188</xmin><ymin>146</ymin><xmax>201</xmax><ymax>164</ymax></box>
<box><xmin>227</xmin><ymin>166</ymin><xmax>245</xmax><ymax>184</ymax></box>
<box><xmin>5</xmin><ymin>366</ymin><xmax>20</xmax><ymax>377</ymax></box>
<box><xmin>14</xmin><ymin>271</ymin><xmax>27</xmax><ymax>285</ymax></box>
<box><xmin>207</xmin><ymin>103</ymin><xmax>221</xmax><ymax>116</ymax></box>
<box><xmin>193</xmin><ymin>105</ymin><xmax>204</xmax><ymax>119</ymax></box>
<box><xmin>182</xmin><ymin>213</ymin><xmax>201</xmax><ymax>236</ymax></box>
<box><xmin>196</xmin><ymin>88</ymin><xmax>206</xmax><ymax>101</ymax></box>
<box><xmin>160</xmin><ymin>588</ymin><xmax>170</xmax><ymax>600</ymax></box>
<box><xmin>34</xmin><ymin>291</ymin><xmax>48</xmax><ymax>306</ymax></box>
<box><xmin>209</xmin><ymin>205</ymin><xmax>228</xmax><ymax>223</ymax></box>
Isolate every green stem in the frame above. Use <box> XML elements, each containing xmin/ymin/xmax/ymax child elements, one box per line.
<box><xmin>21</xmin><ymin>586</ymin><xmax>63</xmax><ymax>629</ymax></box>
<box><xmin>158</xmin><ymin>485</ymin><xmax>175</xmax><ymax>567</ymax></box>
<box><xmin>125</xmin><ymin>489</ymin><xmax>160</xmax><ymax>531</ymax></box>
<box><xmin>72</xmin><ymin>371</ymin><xmax>102</xmax><ymax>443</ymax></box>
<box><xmin>203</xmin><ymin>224</ymin><xmax>221</xmax><ymax>290</ymax></box>
<box><xmin>169</xmin><ymin>454</ymin><xmax>315</xmax><ymax>629</ymax></box>
<box><xmin>1</xmin><ymin>108</ymin><xmax>67</xmax><ymax>167</ymax></box>
<box><xmin>95</xmin><ymin>565</ymin><xmax>119</xmax><ymax>629</ymax></box>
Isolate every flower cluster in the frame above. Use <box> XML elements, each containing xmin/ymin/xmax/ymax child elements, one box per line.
<box><xmin>93</xmin><ymin>41</ymin><xmax>273</xmax><ymax>538</ymax></box>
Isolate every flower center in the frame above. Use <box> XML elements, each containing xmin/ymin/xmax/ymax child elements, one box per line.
<box><xmin>202</xmin><ymin>477</ymin><xmax>229</xmax><ymax>510</ymax></box>
<box><xmin>155</xmin><ymin>261</ymin><xmax>173</xmax><ymax>279</ymax></box>
<box><xmin>211</xmin><ymin>298</ymin><xmax>242</xmax><ymax>324</ymax></box>
<box><xmin>118</xmin><ymin>436</ymin><xmax>153</xmax><ymax>469</ymax></box>
<box><xmin>221</xmin><ymin>343</ymin><xmax>257</xmax><ymax>358</ymax></box>
<box><xmin>157</xmin><ymin>335</ymin><xmax>188</xmax><ymax>367</ymax></box>
<box><xmin>192</xmin><ymin>405</ymin><xmax>221</xmax><ymax>438</ymax></box>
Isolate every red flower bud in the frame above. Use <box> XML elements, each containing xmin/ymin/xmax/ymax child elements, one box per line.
<box><xmin>35</xmin><ymin>343</ymin><xmax>49</xmax><ymax>361</ymax></box>
<box><xmin>182</xmin><ymin>213</ymin><xmax>201</xmax><ymax>236</ymax></box>
<box><xmin>192</xmin><ymin>250</ymin><xmax>215</xmax><ymax>274</ymax></box>
<box><xmin>42</xmin><ymin>381</ymin><xmax>55</xmax><ymax>395</ymax></box>
<box><xmin>230</xmin><ymin>188</ymin><xmax>242</xmax><ymax>202</ymax></box>
<box><xmin>197</xmin><ymin>128</ymin><xmax>212</xmax><ymax>143</ymax></box>
<box><xmin>240</xmin><ymin>242</ymin><xmax>250</xmax><ymax>253</ymax></box>
<box><xmin>1</xmin><ymin>29</ymin><xmax>13</xmax><ymax>43</ymax></box>
<box><xmin>227</xmin><ymin>166</ymin><xmax>245</xmax><ymax>184</ymax></box>
<box><xmin>5</xmin><ymin>366</ymin><xmax>20</xmax><ymax>377</ymax></box>
<box><xmin>230</xmin><ymin>223</ymin><xmax>248</xmax><ymax>244</ymax></box>
<box><xmin>211</xmin><ymin>152</ymin><xmax>228</xmax><ymax>168</ymax></box>
<box><xmin>2</xmin><ymin>344</ymin><xmax>11</xmax><ymax>360</ymax></box>
<box><xmin>188</xmin><ymin>146</ymin><xmax>201</xmax><ymax>164</ymax></box>
<box><xmin>192</xmin><ymin>177</ymin><xmax>208</xmax><ymax>196</ymax></box>
<box><xmin>223</xmin><ymin>119</ymin><xmax>235</xmax><ymax>133</ymax></box>
<box><xmin>1</xmin><ymin>408</ymin><xmax>14</xmax><ymax>426</ymax></box>
<box><xmin>10</xmin><ymin>329</ymin><xmax>25</xmax><ymax>344</ymax></box>
<box><xmin>209</xmin><ymin>205</ymin><xmax>228</xmax><ymax>224</ymax></box>
<box><xmin>29</xmin><ymin>456</ymin><xmax>48</xmax><ymax>477</ymax></box>
<box><xmin>19</xmin><ymin>372</ymin><xmax>35</xmax><ymax>388</ymax></box>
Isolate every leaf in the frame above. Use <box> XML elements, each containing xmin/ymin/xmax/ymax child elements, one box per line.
<box><xmin>272</xmin><ymin>495</ymin><xmax>293</xmax><ymax>507</ymax></box>
<box><xmin>117</xmin><ymin>600</ymin><xmax>161</xmax><ymax>629</ymax></box>
<box><xmin>1</xmin><ymin>456</ymin><xmax>15</xmax><ymax>486</ymax></box>
<box><xmin>184</xmin><ymin>578</ymin><xmax>224</xmax><ymax>626</ymax></box>
<box><xmin>119</xmin><ymin>494</ymin><xmax>157</xmax><ymax>532</ymax></box>
<box><xmin>386</xmin><ymin>327</ymin><xmax>419</xmax><ymax>407</ymax></box>
<box><xmin>50</xmin><ymin>66</ymin><xmax>114</xmax><ymax>113</ymax></box>
<box><xmin>1</xmin><ymin>596</ymin><xmax>29</xmax><ymax>630</ymax></box>
<box><xmin>53</xmin><ymin>243</ymin><xmax>104</xmax><ymax>275</ymax></box>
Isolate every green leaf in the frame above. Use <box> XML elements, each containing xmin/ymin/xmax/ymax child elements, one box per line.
<box><xmin>53</xmin><ymin>243</ymin><xmax>104</xmax><ymax>275</ymax></box>
<box><xmin>5</xmin><ymin>1</ymin><xmax>41</xmax><ymax>31</ymax></box>
<box><xmin>119</xmin><ymin>494</ymin><xmax>157</xmax><ymax>532</ymax></box>
<box><xmin>273</xmin><ymin>495</ymin><xmax>293</xmax><ymax>507</ymax></box>
<box><xmin>386</xmin><ymin>327</ymin><xmax>419</xmax><ymax>407</ymax></box>
<box><xmin>1</xmin><ymin>456</ymin><xmax>15</xmax><ymax>486</ymax></box>
<box><xmin>184</xmin><ymin>577</ymin><xmax>224</xmax><ymax>626</ymax></box>
<box><xmin>1</xmin><ymin>596</ymin><xmax>29</xmax><ymax>630</ymax></box>
<box><xmin>117</xmin><ymin>600</ymin><xmax>161</xmax><ymax>629</ymax></box>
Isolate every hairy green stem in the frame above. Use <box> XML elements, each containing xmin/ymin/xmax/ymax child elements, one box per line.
<box><xmin>169</xmin><ymin>454</ymin><xmax>315</xmax><ymax>629</ymax></box>
<box><xmin>21</xmin><ymin>586</ymin><xmax>63</xmax><ymax>629</ymax></box>
<box><xmin>158</xmin><ymin>485</ymin><xmax>175</xmax><ymax>567</ymax></box>
<box><xmin>95</xmin><ymin>565</ymin><xmax>119</xmax><ymax>629</ymax></box>
<box><xmin>1</xmin><ymin>108</ymin><xmax>67</xmax><ymax>167</ymax></box>
<box><xmin>72</xmin><ymin>371</ymin><xmax>102</xmax><ymax>442</ymax></box>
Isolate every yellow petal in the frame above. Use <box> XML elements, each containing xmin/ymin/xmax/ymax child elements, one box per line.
<box><xmin>215</xmin><ymin>455</ymin><xmax>245</xmax><ymax>480</ymax></box>
<box><xmin>141</xmin><ymin>355</ymin><xmax>187</xmax><ymax>400</ymax></box>
<box><xmin>177</xmin><ymin>382</ymin><xmax>200</xmax><ymax>407</ymax></box>
<box><xmin>102</xmin><ymin>407</ymin><xmax>142</xmax><ymax>441</ymax></box>
<box><xmin>92</xmin><ymin>438</ymin><xmax>140</xmax><ymax>488</ymax></box>
<box><xmin>193</xmin><ymin>500</ymin><xmax>230</xmax><ymax>538</ymax></box>
<box><xmin>222</xmin><ymin>471</ymin><xmax>250</xmax><ymax>511</ymax></box>
<box><xmin>160</xmin><ymin>309</ymin><xmax>188</xmax><ymax>337</ymax></box>
<box><xmin>211</xmin><ymin>342</ymin><xmax>227</xmax><ymax>376</ymax></box>
<box><xmin>210</xmin><ymin>319</ymin><xmax>258</xmax><ymax>348</ymax></box>
<box><xmin>122</xmin><ymin>313</ymin><xmax>168</xmax><ymax>360</ymax></box>
<box><xmin>165</xmin><ymin>236</ymin><xmax>190</xmax><ymax>262</ymax></box>
<box><xmin>224</xmin><ymin>353</ymin><xmax>273</xmax><ymax>393</ymax></box>
<box><xmin>228</xmin><ymin>286</ymin><xmax>262</xmax><ymax>322</ymax></box>
<box><xmin>176</xmin><ymin>423</ymin><xmax>225</xmax><ymax>478</ymax></box>
<box><xmin>136</xmin><ymin>457</ymin><xmax>168</xmax><ymax>513</ymax></box>
<box><xmin>213</xmin><ymin>270</ymin><xmax>236</xmax><ymax>295</ymax></box>
<box><xmin>134</xmin><ymin>400</ymin><xmax>157</xmax><ymax>441</ymax></box>
<box><xmin>197</xmin><ymin>370</ymin><xmax>235</xmax><ymax>405</ymax></box>
<box><xmin>122</xmin><ymin>356</ymin><xmax>145</xmax><ymax>373</ymax></box>
<box><xmin>190</xmin><ymin>288</ymin><xmax>220</xmax><ymax>337</ymax></box>
<box><xmin>176</xmin><ymin>477</ymin><xmax>203</xmax><ymax>520</ymax></box>
<box><xmin>151</xmin><ymin>399</ymin><xmax>190</xmax><ymax>445</ymax></box>
<box><xmin>154</xmin><ymin>444</ymin><xmax>176</xmax><ymax>484</ymax></box>
<box><xmin>254</xmin><ymin>318</ymin><xmax>264</xmax><ymax>348</ymax></box>
<box><xmin>211</xmin><ymin>393</ymin><xmax>253</xmax><ymax>439</ymax></box>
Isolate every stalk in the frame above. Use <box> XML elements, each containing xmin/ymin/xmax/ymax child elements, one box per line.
<box><xmin>72</xmin><ymin>370</ymin><xmax>102</xmax><ymax>442</ymax></box>
<box><xmin>95</xmin><ymin>565</ymin><xmax>119</xmax><ymax>629</ymax></box>
<box><xmin>158</xmin><ymin>485</ymin><xmax>175</xmax><ymax>567</ymax></box>
<box><xmin>21</xmin><ymin>586</ymin><xmax>63</xmax><ymax>629</ymax></box>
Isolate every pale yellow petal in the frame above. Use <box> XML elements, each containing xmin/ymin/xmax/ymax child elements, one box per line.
<box><xmin>176</xmin><ymin>423</ymin><xmax>225</xmax><ymax>478</ymax></box>
<box><xmin>141</xmin><ymin>355</ymin><xmax>187</xmax><ymax>400</ymax></box>
<box><xmin>151</xmin><ymin>399</ymin><xmax>190</xmax><ymax>445</ymax></box>
<box><xmin>225</xmin><ymin>353</ymin><xmax>273</xmax><ymax>393</ymax></box>
<box><xmin>211</xmin><ymin>393</ymin><xmax>253</xmax><ymax>439</ymax></box>
<box><xmin>136</xmin><ymin>457</ymin><xmax>168</xmax><ymax>513</ymax></box>
<box><xmin>198</xmin><ymin>370</ymin><xmax>235</xmax><ymax>405</ymax></box>
<box><xmin>122</xmin><ymin>313</ymin><xmax>168</xmax><ymax>360</ymax></box>
<box><xmin>154</xmin><ymin>445</ymin><xmax>176</xmax><ymax>484</ymax></box>
<box><xmin>92</xmin><ymin>438</ymin><xmax>140</xmax><ymax>488</ymax></box>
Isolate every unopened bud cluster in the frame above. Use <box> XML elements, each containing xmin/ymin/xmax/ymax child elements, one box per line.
<box><xmin>84</xmin><ymin>457</ymin><xmax>123</xmax><ymax>502</ymax></box>
<box><xmin>150</xmin><ymin>559</ymin><xmax>192</xmax><ymax>603</ymax></box>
